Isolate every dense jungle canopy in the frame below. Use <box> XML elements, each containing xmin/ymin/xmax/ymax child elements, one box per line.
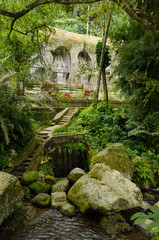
<box><xmin>0</xmin><ymin>0</ymin><xmax>159</xmax><ymax>37</ymax></box>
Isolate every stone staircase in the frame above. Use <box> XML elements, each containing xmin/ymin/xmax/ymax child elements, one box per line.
<box><xmin>58</xmin><ymin>107</ymin><xmax>76</xmax><ymax>125</ymax></box>
<box><xmin>11</xmin><ymin>107</ymin><xmax>78</xmax><ymax>179</ymax></box>
<box><xmin>12</xmin><ymin>144</ymin><xmax>40</xmax><ymax>179</ymax></box>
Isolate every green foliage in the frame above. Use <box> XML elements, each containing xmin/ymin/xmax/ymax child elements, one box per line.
<box><xmin>95</xmin><ymin>40</ymin><xmax>111</xmax><ymax>69</ymax></box>
<box><xmin>54</xmin><ymin>102</ymin><xmax>159</xmax><ymax>185</ymax></box>
<box><xmin>132</xmin><ymin>156</ymin><xmax>155</xmax><ymax>185</ymax></box>
<box><xmin>76</xmin><ymin>61</ymin><xmax>96</xmax><ymax>82</ymax></box>
<box><xmin>131</xmin><ymin>205</ymin><xmax>159</xmax><ymax>238</ymax></box>
<box><xmin>66</xmin><ymin>142</ymin><xmax>87</xmax><ymax>154</ymax></box>
<box><xmin>0</xmin><ymin>84</ymin><xmax>35</xmax><ymax>168</ymax></box>
<box><xmin>52</xmin><ymin>17</ymin><xmax>86</xmax><ymax>34</ymax></box>
<box><xmin>54</xmin><ymin>102</ymin><xmax>127</xmax><ymax>154</ymax></box>
<box><xmin>39</xmin><ymin>162</ymin><xmax>55</xmax><ymax>176</ymax></box>
<box><xmin>112</xmin><ymin>16</ymin><xmax>159</xmax><ymax>161</ymax></box>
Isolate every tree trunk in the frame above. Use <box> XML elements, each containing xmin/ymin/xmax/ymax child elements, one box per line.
<box><xmin>94</xmin><ymin>14</ymin><xmax>111</xmax><ymax>108</ymax></box>
<box><xmin>87</xmin><ymin>6</ymin><xmax>90</xmax><ymax>35</ymax></box>
<box><xmin>102</xmin><ymin>67</ymin><xmax>108</xmax><ymax>103</ymax></box>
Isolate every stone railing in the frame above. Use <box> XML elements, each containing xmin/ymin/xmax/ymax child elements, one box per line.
<box><xmin>27</xmin><ymin>133</ymin><xmax>86</xmax><ymax>172</ymax></box>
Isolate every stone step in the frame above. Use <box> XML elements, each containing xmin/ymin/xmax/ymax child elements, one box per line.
<box><xmin>59</xmin><ymin>121</ymin><xmax>67</xmax><ymax>124</ymax></box>
<box><xmin>11</xmin><ymin>107</ymin><xmax>79</xmax><ymax>180</ymax></box>
<box><xmin>37</xmin><ymin>135</ymin><xmax>48</xmax><ymax>140</ymax></box>
<box><xmin>38</xmin><ymin>131</ymin><xmax>49</xmax><ymax>136</ymax></box>
<box><xmin>22</xmin><ymin>162</ymin><xmax>30</xmax><ymax>166</ymax></box>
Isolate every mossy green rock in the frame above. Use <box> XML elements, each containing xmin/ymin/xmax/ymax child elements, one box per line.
<box><xmin>28</xmin><ymin>180</ymin><xmax>50</xmax><ymax>195</ymax></box>
<box><xmin>0</xmin><ymin>172</ymin><xmax>24</xmax><ymax>226</ymax></box>
<box><xmin>60</xmin><ymin>203</ymin><xmax>76</xmax><ymax>216</ymax></box>
<box><xmin>100</xmin><ymin>214</ymin><xmax>131</xmax><ymax>235</ymax></box>
<box><xmin>32</xmin><ymin>193</ymin><xmax>51</xmax><ymax>208</ymax></box>
<box><xmin>144</xmin><ymin>192</ymin><xmax>156</xmax><ymax>201</ymax></box>
<box><xmin>90</xmin><ymin>144</ymin><xmax>134</xmax><ymax>180</ymax></box>
<box><xmin>22</xmin><ymin>171</ymin><xmax>39</xmax><ymax>185</ymax></box>
<box><xmin>45</xmin><ymin>175</ymin><xmax>56</xmax><ymax>185</ymax></box>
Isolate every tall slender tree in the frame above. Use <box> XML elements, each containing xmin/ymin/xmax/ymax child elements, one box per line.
<box><xmin>94</xmin><ymin>14</ymin><xmax>111</xmax><ymax>107</ymax></box>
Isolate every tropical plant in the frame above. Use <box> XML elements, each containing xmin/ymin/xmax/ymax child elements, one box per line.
<box><xmin>131</xmin><ymin>205</ymin><xmax>159</xmax><ymax>239</ymax></box>
<box><xmin>0</xmin><ymin>82</ymin><xmax>35</xmax><ymax>168</ymax></box>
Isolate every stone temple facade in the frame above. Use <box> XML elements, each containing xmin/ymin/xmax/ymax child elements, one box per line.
<box><xmin>30</xmin><ymin>28</ymin><xmax>113</xmax><ymax>91</ymax></box>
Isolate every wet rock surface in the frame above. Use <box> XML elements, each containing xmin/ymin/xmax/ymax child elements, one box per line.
<box><xmin>68</xmin><ymin>167</ymin><xmax>85</xmax><ymax>183</ymax></box>
<box><xmin>52</xmin><ymin>178</ymin><xmax>70</xmax><ymax>192</ymax></box>
<box><xmin>68</xmin><ymin>163</ymin><xmax>143</xmax><ymax>215</ymax></box>
<box><xmin>0</xmin><ymin>172</ymin><xmax>24</xmax><ymax>226</ymax></box>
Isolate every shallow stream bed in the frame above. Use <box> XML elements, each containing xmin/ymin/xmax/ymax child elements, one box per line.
<box><xmin>0</xmin><ymin>208</ymin><xmax>149</xmax><ymax>240</ymax></box>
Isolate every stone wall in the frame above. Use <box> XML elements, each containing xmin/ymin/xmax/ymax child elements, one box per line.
<box><xmin>27</xmin><ymin>133</ymin><xmax>91</xmax><ymax>177</ymax></box>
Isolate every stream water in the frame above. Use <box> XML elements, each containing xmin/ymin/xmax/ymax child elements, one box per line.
<box><xmin>0</xmin><ymin>208</ymin><xmax>149</xmax><ymax>240</ymax></box>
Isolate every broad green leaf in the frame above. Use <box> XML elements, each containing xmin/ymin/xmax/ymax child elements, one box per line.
<box><xmin>146</xmin><ymin>220</ymin><xmax>159</xmax><ymax>235</ymax></box>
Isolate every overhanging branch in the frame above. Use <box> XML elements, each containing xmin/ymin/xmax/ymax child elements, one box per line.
<box><xmin>0</xmin><ymin>0</ymin><xmax>159</xmax><ymax>38</ymax></box>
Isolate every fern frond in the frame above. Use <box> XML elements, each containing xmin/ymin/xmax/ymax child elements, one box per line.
<box><xmin>0</xmin><ymin>116</ymin><xmax>10</xmax><ymax>145</ymax></box>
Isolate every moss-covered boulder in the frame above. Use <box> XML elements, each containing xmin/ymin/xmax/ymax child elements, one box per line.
<box><xmin>51</xmin><ymin>192</ymin><xmax>67</xmax><ymax>209</ymax></box>
<box><xmin>32</xmin><ymin>193</ymin><xmax>51</xmax><ymax>208</ymax></box>
<box><xmin>22</xmin><ymin>171</ymin><xmax>39</xmax><ymax>185</ymax></box>
<box><xmin>52</xmin><ymin>178</ymin><xmax>69</xmax><ymax>193</ymax></box>
<box><xmin>90</xmin><ymin>144</ymin><xmax>134</xmax><ymax>180</ymax></box>
<box><xmin>68</xmin><ymin>168</ymin><xmax>85</xmax><ymax>183</ymax></box>
<box><xmin>68</xmin><ymin>163</ymin><xmax>143</xmax><ymax>215</ymax></box>
<box><xmin>60</xmin><ymin>203</ymin><xmax>76</xmax><ymax>216</ymax></box>
<box><xmin>45</xmin><ymin>175</ymin><xmax>56</xmax><ymax>185</ymax></box>
<box><xmin>28</xmin><ymin>180</ymin><xmax>50</xmax><ymax>195</ymax></box>
<box><xmin>0</xmin><ymin>172</ymin><xmax>24</xmax><ymax>226</ymax></box>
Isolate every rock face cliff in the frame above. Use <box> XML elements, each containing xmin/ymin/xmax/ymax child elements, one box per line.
<box><xmin>0</xmin><ymin>172</ymin><xmax>24</xmax><ymax>226</ymax></box>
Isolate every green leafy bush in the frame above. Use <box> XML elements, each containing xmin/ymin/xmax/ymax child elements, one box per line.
<box><xmin>0</xmin><ymin>87</ymin><xmax>35</xmax><ymax>168</ymax></box>
<box><xmin>54</xmin><ymin>102</ymin><xmax>127</xmax><ymax>154</ymax></box>
<box><xmin>131</xmin><ymin>205</ymin><xmax>159</xmax><ymax>239</ymax></box>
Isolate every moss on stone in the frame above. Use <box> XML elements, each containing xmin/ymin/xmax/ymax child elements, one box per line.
<box><xmin>22</xmin><ymin>171</ymin><xmax>39</xmax><ymax>185</ymax></box>
<box><xmin>60</xmin><ymin>203</ymin><xmax>76</xmax><ymax>216</ymax></box>
<box><xmin>67</xmin><ymin>177</ymin><xmax>92</xmax><ymax>214</ymax></box>
<box><xmin>45</xmin><ymin>175</ymin><xmax>56</xmax><ymax>185</ymax></box>
<box><xmin>90</xmin><ymin>144</ymin><xmax>134</xmax><ymax>180</ymax></box>
<box><xmin>144</xmin><ymin>192</ymin><xmax>156</xmax><ymax>201</ymax></box>
<box><xmin>100</xmin><ymin>213</ymin><xmax>131</xmax><ymax>236</ymax></box>
<box><xmin>32</xmin><ymin>193</ymin><xmax>51</xmax><ymax>208</ymax></box>
<box><xmin>28</xmin><ymin>180</ymin><xmax>51</xmax><ymax>195</ymax></box>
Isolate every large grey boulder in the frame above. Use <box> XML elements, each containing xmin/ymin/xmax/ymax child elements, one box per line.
<box><xmin>67</xmin><ymin>163</ymin><xmax>143</xmax><ymax>215</ymax></box>
<box><xmin>90</xmin><ymin>144</ymin><xmax>134</xmax><ymax>180</ymax></box>
<box><xmin>52</xmin><ymin>178</ymin><xmax>69</xmax><ymax>192</ymax></box>
<box><xmin>68</xmin><ymin>168</ymin><xmax>85</xmax><ymax>183</ymax></box>
<box><xmin>0</xmin><ymin>172</ymin><xmax>24</xmax><ymax>226</ymax></box>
